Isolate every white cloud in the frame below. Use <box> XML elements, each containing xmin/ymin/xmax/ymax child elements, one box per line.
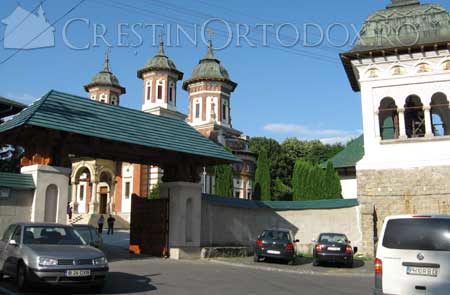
<box><xmin>263</xmin><ymin>123</ymin><xmax>361</xmax><ymax>144</ymax></box>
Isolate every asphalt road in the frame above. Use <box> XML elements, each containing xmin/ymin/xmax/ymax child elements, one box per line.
<box><xmin>0</xmin><ymin>257</ymin><xmax>373</xmax><ymax>295</ymax></box>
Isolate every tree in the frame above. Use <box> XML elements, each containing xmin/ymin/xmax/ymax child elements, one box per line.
<box><xmin>0</xmin><ymin>145</ymin><xmax>23</xmax><ymax>173</ymax></box>
<box><xmin>148</xmin><ymin>182</ymin><xmax>161</xmax><ymax>199</ymax></box>
<box><xmin>254</xmin><ymin>148</ymin><xmax>271</xmax><ymax>200</ymax></box>
<box><xmin>324</xmin><ymin>161</ymin><xmax>342</xmax><ymax>199</ymax></box>
<box><xmin>292</xmin><ymin>159</ymin><xmax>310</xmax><ymax>201</ymax></box>
<box><xmin>214</xmin><ymin>164</ymin><xmax>234</xmax><ymax>197</ymax></box>
<box><xmin>273</xmin><ymin>178</ymin><xmax>292</xmax><ymax>201</ymax></box>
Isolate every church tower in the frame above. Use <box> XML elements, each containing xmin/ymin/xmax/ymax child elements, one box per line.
<box><xmin>183</xmin><ymin>39</ymin><xmax>256</xmax><ymax>199</ymax></box>
<box><xmin>137</xmin><ymin>38</ymin><xmax>185</xmax><ymax>120</ymax></box>
<box><xmin>341</xmin><ymin>0</ymin><xmax>450</xmax><ymax>255</ymax></box>
<box><xmin>84</xmin><ymin>49</ymin><xmax>126</xmax><ymax>105</ymax></box>
<box><xmin>183</xmin><ymin>39</ymin><xmax>237</xmax><ymax>136</ymax></box>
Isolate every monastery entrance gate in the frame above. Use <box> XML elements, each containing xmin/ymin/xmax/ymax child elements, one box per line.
<box><xmin>129</xmin><ymin>195</ymin><xmax>170</xmax><ymax>257</ymax></box>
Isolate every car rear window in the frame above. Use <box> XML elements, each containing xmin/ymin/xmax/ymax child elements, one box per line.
<box><xmin>261</xmin><ymin>230</ymin><xmax>290</xmax><ymax>241</ymax></box>
<box><xmin>319</xmin><ymin>234</ymin><xmax>347</xmax><ymax>244</ymax></box>
<box><xmin>383</xmin><ymin>218</ymin><xmax>450</xmax><ymax>251</ymax></box>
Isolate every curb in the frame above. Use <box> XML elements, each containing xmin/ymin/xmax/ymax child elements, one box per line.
<box><xmin>206</xmin><ymin>259</ymin><xmax>374</xmax><ymax>278</ymax></box>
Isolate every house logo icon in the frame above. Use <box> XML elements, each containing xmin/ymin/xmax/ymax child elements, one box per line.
<box><xmin>2</xmin><ymin>4</ymin><xmax>55</xmax><ymax>49</ymax></box>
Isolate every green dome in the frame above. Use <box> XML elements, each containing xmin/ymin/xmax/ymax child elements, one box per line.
<box><xmin>183</xmin><ymin>41</ymin><xmax>237</xmax><ymax>91</ymax></box>
<box><xmin>84</xmin><ymin>51</ymin><xmax>126</xmax><ymax>94</ymax></box>
<box><xmin>352</xmin><ymin>0</ymin><xmax>450</xmax><ymax>52</ymax></box>
<box><xmin>137</xmin><ymin>41</ymin><xmax>183</xmax><ymax>80</ymax></box>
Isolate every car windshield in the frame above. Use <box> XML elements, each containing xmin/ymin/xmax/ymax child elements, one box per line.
<box><xmin>319</xmin><ymin>234</ymin><xmax>347</xmax><ymax>244</ymax></box>
<box><xmin>73</xmin><ymin>227</ymin><xmax>92</xmax><ymax>243</ymax></box>
<box><xmin>261</xmin><ymin>230</ymin><xmax>290</xmax><ymax>241</ymax></box>
<box><xmin>23</xmin><ymin>226</ymin><xmax>84</xmax><ymax>245</ymax></box>
<box><xmin>383</xmin><ymin>218</ymin><xmax>450</xmax><ymax>251</ymax></box>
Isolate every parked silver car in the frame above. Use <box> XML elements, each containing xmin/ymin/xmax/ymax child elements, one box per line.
<box><xmin>0</xmin><ymin>223</ymin><xmax>108</xmax><ymax>291</ymax></box>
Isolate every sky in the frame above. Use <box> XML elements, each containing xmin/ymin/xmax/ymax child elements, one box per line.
<box><xmin>1</xmin><ymin>0</ymin><xmax>447</xmax><ymax>144</ymax></box>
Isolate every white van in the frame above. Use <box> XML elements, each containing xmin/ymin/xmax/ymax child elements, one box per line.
<box><xmin>375</xmin><ymin>215</ymin><xmax>450</xmax><ymax>295</ymax></box>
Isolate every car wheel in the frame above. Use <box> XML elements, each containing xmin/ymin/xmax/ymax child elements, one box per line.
<box><xmin>346</xmin><ymin>259</ymin><xmax>354</xmax><ymax>268</ymax></box>
<box><xmin>16</xmin><ymin>263</ymin><xmax>28</xmax><ymax>291</ymax></box>
<box><xmin>312</xmin><ymin>259</ymin><xmax>320</xmax><ymax>267</ymax></box>
<box><xmin>253</xmin><ymin>255</ymin><xmax>260</xmax><ymax>263</ymax></box>
<box><xmin>287</xmin><ymin>259</ymin><xmax>294</xmax><ymax>266</ymax></box>
<box><xmin>0</xmin><ymin>271</ymin><xmax>3</xmax><ymax>281</ymax></box>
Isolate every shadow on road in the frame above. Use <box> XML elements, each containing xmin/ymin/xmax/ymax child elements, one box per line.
<box><xmin>0</xmin><ymin>272</ymin><xmax>157</xmax><ymax>294</ymax></box>
<box><xmin>314</xmin><ymin>259</ymin><xmax>366</xmax><ymax>269</ymax></box>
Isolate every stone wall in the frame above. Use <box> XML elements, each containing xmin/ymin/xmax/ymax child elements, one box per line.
<box><xmin>0</xmin><ymin>189</ymin><xmax>33</xmax><ymax>235</ymax></box>
<box><xmin>357</xmin><ymin>166</ymin><xmax>450</xmax><ymax>255</ymax></box>
<box><xmin>201</xmin><ymin>198</ymin><xmax>362</xmax><ymax>254</ymax></box>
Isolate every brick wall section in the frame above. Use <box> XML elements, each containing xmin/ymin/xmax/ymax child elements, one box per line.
<box><xmin>358</xmin><ymin>166</ymin><xmax>450</xmax><ymax>255</ymax></box>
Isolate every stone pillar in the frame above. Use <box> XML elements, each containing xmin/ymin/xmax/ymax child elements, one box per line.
<box><xmin>71</xmin><ymin>183</ymin><xmax>78</xmax><ymax>213</ymax></box>
<box><xmin>423</xmin><ymin>106</ymin><xmax>434</xmax><ymax>138</ymax></box>
<box><xmin>398</xmin><ymin>108</ymin><xmax>407</xmax><ymax>140</ymax></box>
<box><xmin>89</xmin><ymin>181</ymin><xmax>98</xmax><ymax>213</ymax></box>
<box><xmin>21</xmin><ymin>165</ymin><xmax>71</xmax><ymax>224</ymax></box>
<box><xmin>374</xmin><ymin>111</ymin><xmax>381</xmax><ymax>140</ymax></box>
<box><xmin>160</xmin><ymin>182</ymin><xmax>202</xmax><ymax>260</ymax></box>
<box><xmin>360</xmin><ymin>201</ymin><xmax>375</xmax><ymax>257</ymax></box>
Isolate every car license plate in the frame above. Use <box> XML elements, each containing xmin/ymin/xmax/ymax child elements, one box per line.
<box><xmin>327</xmin><ymin>247</ymin><xmax>340</xmax><ymax>251</ymax></box>
<box><xmin>407</xmin><ymin>266</ymin><xmax>438</xmax><ymax>277</ymax></box>
<box><xmin>267</xmin><ymin>250</ymin><xmax>281</xmax><ymax>255</ymax></box>
<box><xmin>65</xmin><ymin>270</ymin><xmax>91</xmax><ymax>277</ymax></box>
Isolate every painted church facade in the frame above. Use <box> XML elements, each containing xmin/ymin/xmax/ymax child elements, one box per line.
<box><xmin>69</xmin><ymin>41</ymin><xmax>256</xmax><ymax>221</ymax></box>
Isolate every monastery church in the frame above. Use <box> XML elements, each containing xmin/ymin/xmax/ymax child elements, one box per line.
<box><xmin>70</xmin><ymin>39</ymin><xmax>256</xmax><ymax>222</ymax></box>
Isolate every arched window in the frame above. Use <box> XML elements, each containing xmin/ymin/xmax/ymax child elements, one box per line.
<box><xmin>404</xmin><ymin>95</ymin><xmax>425</xmax><ymax>138</ymax></box>
<box><xmin>431</xmin><ymin>92</ymin><xmax>450</xmax><ymax>136</ymax></box>
<box><xmin>185</xmin><ymin>198</ymin><xmax>193</xmax><ymax>243</ymax></box>
<box><xmin>379</xmin><ymin>97</ymin><xmax>399</xmax><ymax>140</ymax></box>
<box><xmin>157</xmin><ymin>80</ymin><xmax>164</xmax><ymax>100</ymax></box>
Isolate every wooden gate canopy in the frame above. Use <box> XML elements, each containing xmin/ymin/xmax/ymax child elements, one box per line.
<box><xmin>0</xmin><ymin>90</ymin><xmax>240</xmax><ymax>178</ymax></box>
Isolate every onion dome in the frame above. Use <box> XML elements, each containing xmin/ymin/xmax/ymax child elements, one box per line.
<box><xmin>182</xmin><ymin>40</ymin><xmax>237</xmax><ymax>91</ymax></box>
<box><xmin>351</xmin><ymin>0</ymin><xmax>450</xmax><ymax>52</ymax></box>
<box><xmin>137</xmin><ymin>39</ymin><xmax>183</xmax><ymax>80</ymax></box>
<box><xmin>84</xmin><ymin>49</ymin><xmax>126</xmax><ymax>94</ymax></box>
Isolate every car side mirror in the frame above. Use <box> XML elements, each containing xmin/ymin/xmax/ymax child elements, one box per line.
<box><xmin>9</xmin><ymin>240</ymin><xmax>18</xmax><ymax>246</ymax></box>
<box><xmin>353</xmin><ymin>247</ymin><xmax>358</xmax><ymax>254</ymax></box>
<box><xmin>294</xmin><ymin>239</ymin><xmax>299</xmax><ymax>243</ymax></box>
<box><xmin>348</xmin><ymin>240</ymin><xmax>351</xmax><ymax>244</ymax></box>
<box><xmin>311</xmin><ymin>239</ymin><xmax>317</xmax><ymax>243</ymax></box>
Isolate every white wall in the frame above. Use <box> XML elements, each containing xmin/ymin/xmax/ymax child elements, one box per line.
<box><xmin>340</xmin><ymin>176</ymin><xmax>357</xmax><ymax>199</ymax></box>
<box><xmin>201</xmin><ymin>200</ymin><xmax>362</xmax><ymax>253</ymax></box>
<box><xmin>21</xmin><ymin>165</ymin><xmax>70</xmax><ymax>224</ymax></box>
<box><xmin>0</xmin><ymin>189</ymin><xmax>33</xmax><ymax>235</ymax></box>
<box><xmin>354</xmin><ymin>50</ymin><xmax>450</xmax><ymax>171</ymax></box>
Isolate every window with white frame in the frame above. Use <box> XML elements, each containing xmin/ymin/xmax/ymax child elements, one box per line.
<box><xmin>157</xmin><ymin>80</ymin><xmax>164</xmax><ymax>100</ymax></box>
<box><xmin>146</xmin><ymin>80</ymin><xmax>152</xmax><ymax>101</ymax></box>
<box><xmin>124</xmin><ymin>182</ymin><xmax>131</xmax><ymax>199</ymax></box>
<box><xmin>111</xmin><ymin>95</ymin><xmax>118</xmax><ymax>105</ymax></box>
<box><xmin>169</xmin><ymin>82</ymin><xmax>175</xmax><ymax>103</ymax></box>
<box><xmin>195</xmin><ymin>99</ymin><xmax>200</xmax><ymax>119</ymax></box>
<box><xmin>222</xmin><ymin>101</ymin><xmax>228</xmax><ymax>122</ymax></box>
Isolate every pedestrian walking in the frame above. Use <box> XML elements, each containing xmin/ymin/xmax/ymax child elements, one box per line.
<box><xmin>98</xmin><ymin>215</ymin><xmax>105</xmax><ymax>234</ymax></box>
<box><xmin>67</xmin><ymin>204</ymin><xmax>73</xmax><ymax>221</ymax></box>
<box><xmin>107</xmin><ymin>214</ymin><xmax>116</xmax><ymax>235</ymax></box>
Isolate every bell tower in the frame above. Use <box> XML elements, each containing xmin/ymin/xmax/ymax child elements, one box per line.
<box><xmin>84</xmin><ymin>48</ymin><xmax>126</xmax><ymax>105</ymax></box>
<box><xmin>137</xmin><ymin>37</ymin><xmax>185</xmax><ymax>120</ymax></box>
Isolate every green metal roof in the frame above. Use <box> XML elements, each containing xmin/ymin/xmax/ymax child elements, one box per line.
<box><xmin>0</xmin><ymin>172</ymin><xmax>35</xmax><ymax>189</ymax></box>
<box><xmin>137</xmin><ymin>41</ymin><xmax>183</xmax><ymax>80</ymax></box>
<box><xmin>352</xmin><ymin>0</ymin><xmax>450</xmax><ymax>52</ymax></box>
<box><xmin>325</xmin><ymin>135</ymin><xmax>364</xmax><ymax>169</ymax></box>
<box><xmin>202</xmin><ymin>194</ymin><xmax>359</xmax><ymax>210</ymax></box>
<box><xmin>183</xmin><ymin>40</ymin><xmax>237</xmax><ymax>91</ymax></box>
<box><xmin>0</xmin><ymin>96</ymin><xmax>27</xmax><ymax>119</ymax></box>
<box><xmin>0</xmin><ymin>90</ymin><xmax>240</xmax><ymax>164</ymax></box>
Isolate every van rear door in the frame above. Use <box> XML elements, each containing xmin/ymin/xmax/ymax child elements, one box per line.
<box><xmin>380</xmin><ymin>217</ymin><xmax>450</xmax><ymax>295</ymax></box>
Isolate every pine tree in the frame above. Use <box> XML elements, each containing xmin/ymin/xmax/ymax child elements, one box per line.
<box><xmin>255</xmin><ymin>148</ymin><xmax>271</xmax><ymax>200</ymax></box>
<box><xmin>323</xmin><ymin>161</ymin><xmax>342</xmax><ymax>199</ymax></box>
<box><xmin>214</xmin><ymin>165</ymin><xmax>234</xmax><ymax>197</ymax></box>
